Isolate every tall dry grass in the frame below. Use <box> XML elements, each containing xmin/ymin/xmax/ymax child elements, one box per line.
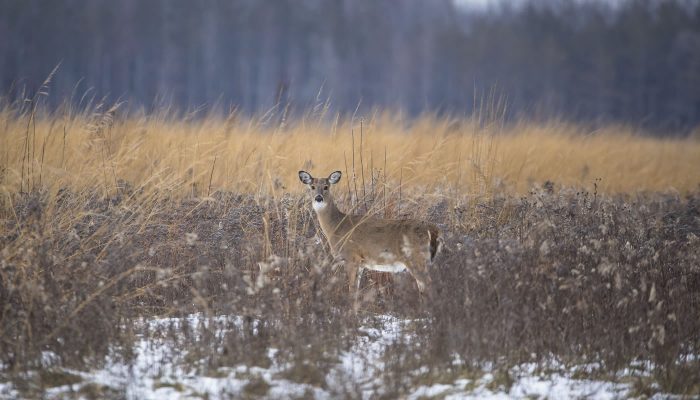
<box><xmin>1</xmin><ymin>102</ymin><xmax>699</xmax><ymax>206</ymax></box>
<box><xmin>1</xmin><ymin>98</ymin><xmax>699</xmax><ymax>397</ymax></box>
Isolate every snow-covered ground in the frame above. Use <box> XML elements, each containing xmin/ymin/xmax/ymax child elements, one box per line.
<box><xmin>0</xmin><ymin>314</ymin><xmax>661</xmax><ymax>399</ymax></box>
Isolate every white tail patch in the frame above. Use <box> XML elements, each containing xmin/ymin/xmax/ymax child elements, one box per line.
<box><xmin>401</xmin><ymin>234</ymin><xmax>413</xmax><ymax>258</ymax></box>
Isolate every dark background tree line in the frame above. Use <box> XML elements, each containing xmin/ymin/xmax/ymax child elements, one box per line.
<box><xmin>1</xmin><ymin>0</ymin><xmax>699</xmax><ymax>133</ymax></box>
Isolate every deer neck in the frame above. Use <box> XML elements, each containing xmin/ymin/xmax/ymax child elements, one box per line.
<box><xmin>314</xmin><ymin>198</ymin><xmax>346</xmax><ymax>238</ymax></box>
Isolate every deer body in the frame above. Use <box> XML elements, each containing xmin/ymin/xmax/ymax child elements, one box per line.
<box><xmin>299</xmin><ymin>170</ymin><xmax>439</xmax><ymax>301</ymax></box>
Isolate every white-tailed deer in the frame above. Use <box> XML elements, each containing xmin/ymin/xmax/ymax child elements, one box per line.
<box><xmin>299</xmin><ymin>170</ymin><xmax>440</xmax><ymax>304</ymax></box>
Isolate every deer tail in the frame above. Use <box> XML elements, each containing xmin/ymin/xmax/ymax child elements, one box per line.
<box><xmin>428</xmin><ymin>226</ymin><xmax>440</xmax><ymax>262</ymax></box>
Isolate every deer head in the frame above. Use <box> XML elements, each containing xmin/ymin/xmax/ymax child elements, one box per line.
<box><xmin>298</xmin><ymin>170</ymin><xmax>342</xmax><ymax>212</ymax></box>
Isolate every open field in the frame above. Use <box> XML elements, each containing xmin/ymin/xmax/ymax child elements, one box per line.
<box><xmin>1</xmin><ymin>101</ymin><xmax>700</xmax><ymax>398</ymax></box>
<box><xmin>1</xmin><ymin>100</ymin><xmax>700</xmax><ymax>199</ymax></box>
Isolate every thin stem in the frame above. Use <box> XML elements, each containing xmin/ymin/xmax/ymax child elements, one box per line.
<box><xmin>351</xmin><ymin>128</ymin><xmax>359</xmax><ymax>208</ymax></box>
<box><xmin>360</xmin><ymin>119</ymin><xmax>367</xmax><ymax>212</ymax></box>
<box><xmin>207</xmin><ymin>156</ymin><xmax>217</xmax><ymax>197</ymax></box>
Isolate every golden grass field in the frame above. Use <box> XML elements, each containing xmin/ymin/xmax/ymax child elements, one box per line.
<box><xmin>2</xmin><ymin>103</ymin><xmax>700</xmax><ymax>397</ymax></box>
<box><xmin>1</xmin><ymin>105</ymin><xmax>699</xmax><ymax>204</ymax></box>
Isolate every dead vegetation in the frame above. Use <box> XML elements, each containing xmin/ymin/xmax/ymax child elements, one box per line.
<box><xmin>2</xmin><ymin>182</ymin><xmax>699</xmax><ymax>397</ymax></box>
<box><xmin>1</xmin><ymin>98</ymin><xmax>700</xmax><ymax>397</ymax></box>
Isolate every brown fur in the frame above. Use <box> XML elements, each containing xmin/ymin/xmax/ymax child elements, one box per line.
<box><xmin>299</xmin><ymin>170</ymin><xmax>440</xmax><ymax>303</ymax></box>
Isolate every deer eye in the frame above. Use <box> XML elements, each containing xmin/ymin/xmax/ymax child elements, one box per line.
<box><xmin>311</xmin><ymin>185</ymin><xmax>315</xmax><ymax>190</ymax></box>
<box><xmin>323</xmin><ymin>185</ymin><xmax>328</xmax><ymax>190</ymax></box>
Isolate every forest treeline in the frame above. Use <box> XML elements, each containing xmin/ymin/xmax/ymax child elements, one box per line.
<box><xmin>1</xmin><ymin>0</ymin><xmax>699</xmax><ymax>132</ymax></box>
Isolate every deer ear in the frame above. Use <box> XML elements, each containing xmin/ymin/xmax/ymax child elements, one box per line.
<box><xmin>299</xmin><ymin>171</ymin><xmax>313</xmax><ymax>185</ymax></box>
<box><xmin>328</xmin><ymin>171</ymin><xmax>342</xmax><ymax>184</ymax></box>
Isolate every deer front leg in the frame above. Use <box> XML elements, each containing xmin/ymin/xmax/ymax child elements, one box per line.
<box><xmin>345</xmin><ymin>261</ymin><xmax>364</xmax><ymax>313</ymax></box>
<box><xmin>410</xmin><ymin>268</ymin><xmax>431</xmax><ymax>295</ymax></box>
<box><xmin>408</xmin><ymin>255</ymin><xmax>433</xmax><ymax>301</ymax></box>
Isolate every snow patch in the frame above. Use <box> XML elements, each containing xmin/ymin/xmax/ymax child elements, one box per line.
<box><xmin>0</xmin><ymin>314</ymin><xmax>668</xmax><ymax>399</ymax></box>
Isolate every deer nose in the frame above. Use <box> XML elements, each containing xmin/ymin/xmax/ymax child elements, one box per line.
<box><xmin>314</xmin><ymin>195</ymin><xmax>324</xmax><ymax>202</ymax></box>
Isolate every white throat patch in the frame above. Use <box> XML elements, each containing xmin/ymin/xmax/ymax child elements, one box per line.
<box><xmin>312</xmin><ymin>201</ymin><xmax>327</xmax><ymax>212</ymax></box>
